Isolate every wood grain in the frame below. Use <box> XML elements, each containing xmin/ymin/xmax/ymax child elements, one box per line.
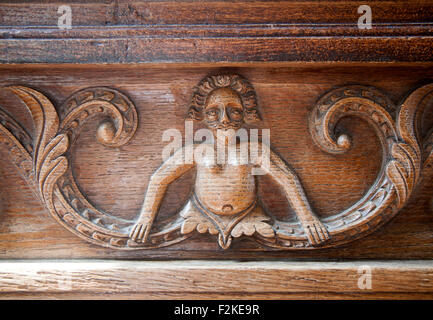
<box><xmin>1</xmin><ymin>1</ymin><xmax>433</xmax><ymax>25</ymax></box>
<box><xmin>0</xmin><ymin>260</ymin><xmax>432</xmax><ymax>299</ymax></box>
<box><xmin>0</xmin><ymin>64</ymin><xmax>432</xmax><ymax>259</ymax></box>
<box><xmin>0</xmin><ymin>1</ymin><xmax>432</xmax><ymax>63</ymax></box>
<box><xmin>1</xmin><ymin>0</ymin><xmax>432</xmax><ymax>301</ymax></box>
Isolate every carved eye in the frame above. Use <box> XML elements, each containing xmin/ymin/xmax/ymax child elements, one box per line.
<box><xmin>205</xmin><ymin>108</ymin><xmax>219</xmax><ymax>119</ymax></box>
<box><xmin>229</xmin><ymin>108</ymin><xmax>243</xmax><ymax>119</ymax></box>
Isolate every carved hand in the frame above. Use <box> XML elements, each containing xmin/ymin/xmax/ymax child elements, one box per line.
<box><xmin>129</xmin><ymin>213</ymin><xmax>155</xmax><ymax>243</ymax></box>
<box><xmin>299</xmin><ymin>216</ymin><xmax>330</xmax><ymax>246</ymax></box>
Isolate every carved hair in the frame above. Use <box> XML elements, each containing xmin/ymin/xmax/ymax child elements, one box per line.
<box><xmin>186</xmin><ymin>74</ymin><xmax>261</xmax><ymax>122</ymax></box>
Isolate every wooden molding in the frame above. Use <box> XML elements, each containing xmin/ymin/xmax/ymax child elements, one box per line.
<box><xmin>0</xmin><ymin>1</ymin><xmax>432</xmax><ymax>63</ymax></box>
<box><xmin>1</xmin><ymin>260</ymin><xmax>433</xmax><ymax>299</ymax></box>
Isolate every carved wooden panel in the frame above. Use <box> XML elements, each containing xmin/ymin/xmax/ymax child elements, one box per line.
<box><xmin>1</xmin><ymin>0</ymin><xmax>433</xmax><ymax>301</ymax></box>
<box><xmin>0</xmin><ymin>65</ymin><xmax>432</xmax><ymax>259</ymax></box>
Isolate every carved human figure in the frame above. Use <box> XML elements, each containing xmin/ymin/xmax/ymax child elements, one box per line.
<box><xmin>130</xmin><ymin>75</ymin><xmax>330</xmax><ymax>248</ymax></box>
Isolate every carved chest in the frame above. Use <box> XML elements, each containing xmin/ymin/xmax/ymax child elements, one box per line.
<box><xmin>0</xmin><ymin>1</ymin><xmax>432</xmax><ymax>299</ymax></box>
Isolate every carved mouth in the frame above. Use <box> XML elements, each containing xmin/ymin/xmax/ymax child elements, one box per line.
<box><xmin>207</xmin><ymin>122</ymin><xmax>242</xmax><ymax>131</ymax></box>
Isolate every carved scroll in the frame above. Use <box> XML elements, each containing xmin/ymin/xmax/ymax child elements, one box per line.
<box><xmin>0</xmin><ymin>79</ymin><xmax>431</xmax><ymax>250</ymax></box>
<box><xmin>0</xmin><ymin>86</ymin><xmax>190</xmax><ymax>249</ymax></box>
<box><xmin>256</xmin><ymin>85</ymin><xmax>433</xmax><ymax>247</ymax></box>
<box><xmin>257</xmin><ymin>85</ymin><xmax>432</xmax><ymax>248</ymax></box>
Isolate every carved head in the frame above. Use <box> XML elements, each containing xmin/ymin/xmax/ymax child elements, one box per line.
<box><xmin>187</xmin><ymin>74</ymin><xmax>261</xmax><ymax>132</ymax></box>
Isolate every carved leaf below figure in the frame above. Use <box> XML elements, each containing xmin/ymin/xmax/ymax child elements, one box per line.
<box><xmin>180</xmin><ymin>202</ymin><xmax>219</xmax><ymax>235</ymax></box>
<box><xmin>231</xmin><ymin>210</ymin><xmax>275</xmax><ymax>238</ymax></box>
<box><xmin>180</xmin><ymin>201</ymin><xmax>275</xmax><ymax>245</ymax></box>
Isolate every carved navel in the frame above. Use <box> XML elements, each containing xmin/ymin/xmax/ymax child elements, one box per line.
<box><xmin>222</xmin><ymin>204</ymin><xmax>233</xmax><ymax>213</ymax></box>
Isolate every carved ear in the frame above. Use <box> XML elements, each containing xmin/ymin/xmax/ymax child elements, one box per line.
<box><xmin>244</xmin><ymin>108</ymin><xmax>261</xmax><ymax>123</ymax></box>
<box><xmin>186</xmin><ymin>106</ymin><xmax>203</xmax><ymax>121</ymax></box>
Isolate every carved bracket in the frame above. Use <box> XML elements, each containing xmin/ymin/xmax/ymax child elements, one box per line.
<box><xmin>0</xmin><ymin>77</ymin><xmax>431</xmax><ymax>250</ymax></box>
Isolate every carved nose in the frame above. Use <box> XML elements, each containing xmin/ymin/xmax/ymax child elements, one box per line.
<box><xmin>220</xmin><ymin>107</ymin><xmax>230</xmax><ymax>124</ymax></box>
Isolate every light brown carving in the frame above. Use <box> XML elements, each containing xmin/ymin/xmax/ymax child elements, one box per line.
<box><xmin>0</xmin><ymin>75</ymin><xmax>431</xmax><ymax>250</ymax></box>
<box><xmin>130</xmin><ymin>77</ymin><xmax>329</xmax><ymax>248</ymax></box>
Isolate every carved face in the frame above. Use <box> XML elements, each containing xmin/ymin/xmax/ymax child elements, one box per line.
<box><xmin>204</xmin><ymin>88</ymin><xmax>244</xmax><ymax>132</ymax></box>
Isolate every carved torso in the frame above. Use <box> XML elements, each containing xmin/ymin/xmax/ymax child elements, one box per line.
<box><xmin>193</xmin><ymin>142</ymin><xmax>256</xmax><ymax>216</ymax></box>
<box><xmin>195</xmin><ymin>162</ymin><xmax>256</xmax><ymax>216</ymax></box>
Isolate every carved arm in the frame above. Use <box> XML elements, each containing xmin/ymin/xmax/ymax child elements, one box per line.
<box><xmin>130</xmin><ymin>148</ymin><xmax>194</xmax><ymax>242</ymax></box>
<box><xmin>260</xmin><ymin>147</ymin><xmax>330</xmax><ymax>245</ymax></box>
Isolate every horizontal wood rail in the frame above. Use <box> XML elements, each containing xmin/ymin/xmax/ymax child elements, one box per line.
<box><xmin>1</xmin><ymin>260</ymin><xmax>433</xmax><ymax>299</ymax></box>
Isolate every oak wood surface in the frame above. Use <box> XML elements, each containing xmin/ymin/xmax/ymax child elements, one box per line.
<box><xmin>0</xmin><ymin>1</ymin><xmax>432</xmax><ymax>63</ymax></box>
<box><xmin>0</xmin><ymin>63</ymin><xmax>431</xmax><ymax>260</ymax></box>
<box><xmin>2</xmin><ymin>1</ymin><xmax>433</xmax><ymax>26</ymax></box>
<box><xmin>1</xmin><ymin>260</ymin><xmax>433</xmax><ymax>299</ymax></box>
<box><xmin>0</xmin><ymin>0</ymin><xmax>432</xmax><ymax>300</ymax></box>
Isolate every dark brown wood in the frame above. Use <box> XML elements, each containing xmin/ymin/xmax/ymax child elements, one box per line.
<box><xmin>1</xmin><ymin>1</ymin><xmax>433</xmax><ymax>26</ymax></box>
<box><xmin>1</xmin><ymin>0</ymin><xmax>433</xmax><ymax>299</ymax></box>
<box><xmin>0</xmin><ymin>63</ymin><xmax>432</xmax><ymax>260</ymax></box>
<box><xmin>0</xmin><ymin>1</ymin><xmax>432</xmax><ymax>63</ymax></box>
<box><xmin>3</xmin><ymin>37</ymin><xmax>433</xmax><ymax>64</ymax></box>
